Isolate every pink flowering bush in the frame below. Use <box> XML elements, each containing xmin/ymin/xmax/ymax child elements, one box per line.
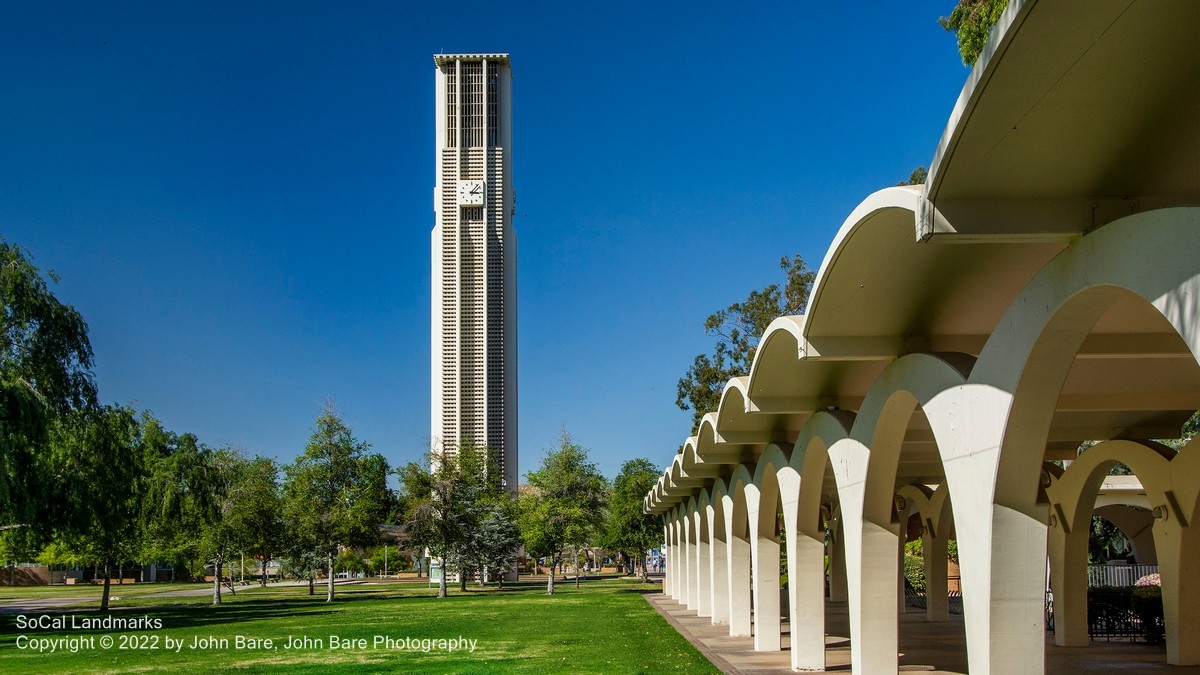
<box><xmin>1135</xmin><ymin>573</ymin><xmax>1161</xmax><ymax>587</ymax></box>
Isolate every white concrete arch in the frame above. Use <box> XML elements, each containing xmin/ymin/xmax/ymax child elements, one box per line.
<box><xmin>686</xmin><ymin>495</ymin><xmax>707</xmax><ymax>615</ymax></box>
<box><xmin>723</xmin><ymin>463</ymin><xmax>755</xmax><ymax>637</ymax></box>
<box><xmin>975</xmin><ymin>208</ymin><xmax>1200</xmax><ymax>509</ymax></box>
<box><xmin>850</xmin><ymin>352</ymin><xmax>974</xmax><ymax>527</ymax></box>
<box><xmin>681</xmin><ymin>501</ymin><xmax>695</xmax><ymax>609</ymax></box>
<box><xmin>1046</xmin><ymin>439</ymin><xmax>1200</xmax><ymax>663</ymax></box>
<box><xmin>666</xmin><ymin>507</ymin><xmax>681</xmax><ymax>600</ymax></box>
<box><xmin>707</xmin><ymin>477</ymin><xmax>731</xmax><ymax>626</ymax></box>
<box><xmin>747</xmin><ymin>444</ymin><xmax>791</xmax><ymax>652</ymax></box>
<box><xmin>897</xmin><ymin>482</ymin><xmax>955</xmax><ymax>622</ymax></box>
<box><xmin>960</xmin><ymin>208</ymin><xmax>1200</xmax><ymax>669</ymax></box>
<box><xmin>803</xmin><ymin>186</ymin><xmax>924</xmax><ymax>337</ymax></box>
<box><xmin>773</xmin><ymin>412</ymin><xmax>854</xmax><ymax>670</ymax></box>
<box><xmin>746</xmin><ymin>315</ymin><xmax>807</xmax><ymax>406</ymax></box>
<box><xmin>830</xmin><ymin>353</ymin><xmax>974</xmax><ymax>673</ymax></box>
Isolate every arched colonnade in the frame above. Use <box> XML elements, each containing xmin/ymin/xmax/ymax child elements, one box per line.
<box><xmin>649</xmin><ymin>207</ymin><xmax>1200</xmax><ymax>673</ymax></box>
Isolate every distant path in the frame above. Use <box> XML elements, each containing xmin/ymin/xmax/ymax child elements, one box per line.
<box><xmin>0</xmin><ymin>580</ymin><xmax>315</xmax><ymax>615</ymax></box>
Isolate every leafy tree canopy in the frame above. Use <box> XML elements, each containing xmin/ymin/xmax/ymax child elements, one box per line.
<box><xmin>283</xmin><ymin>401</ymin><xmax>390</xmax><ymax>602</ymax></box>
<box><xmin>0</xmin><ymin>240</ymin><xmax>97</xmax><ymax>527</ymax></box>
<box><xmin>939</xmin><ymin>0</ymin><xmax>1010</xmax><ymax>66</ymax></box>
<box><xmin>675</xmin><ymin>255</ymin><xmax>814</xmax><ymax>431</ymax></box>
<box><xmin>603</xmin><ymin>458</ymin><xmax>661</xmax><ymax>580</ymax></box>
<box><xmin>519</xmin><ymin>430</ymin><xmax>608</xmax><ymax>594</ymax></box>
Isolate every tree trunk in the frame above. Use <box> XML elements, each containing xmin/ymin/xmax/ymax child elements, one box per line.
<box><xmin>261</xmin><ymin>558</ymin><xmax>268</xmax><ymax>586</ymax></box>
<box><xmin>546</xmin><ymin>555</ymin><xmax>556</xmax><ymax>595</ymax></box>
<box><xmin>100</xmin><ymin>563</ymin><xmax>111</xmax><ymax>611</ymax></box>
<box><xmin>308</xmin><ymin>576</ymin><xmax>314</xmax><ymax>595</ymax></box>
<box><xmin>641</xmin><ymin>555</ymin><xmax>649</xmax><ymax>583</ymax></box>
<box><xmin>326</xmin><ymin>555</ymin><xmax>335</xmax><ymax>603</ymax></box>
<box><xmin>212</xmin><ymin>560</ymin><xmax>222</xmax><ymax>606</ymax></box>
<box><xmin>437</xmin><ymin>557</ymin><xmax>447</xmax><ymax>598</ymax></box>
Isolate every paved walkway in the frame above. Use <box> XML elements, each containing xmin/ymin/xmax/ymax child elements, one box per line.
<box><xmin>645</xmin><ymin>593</ymin><xmax>1200</xmax><ymax>674</ymax></box>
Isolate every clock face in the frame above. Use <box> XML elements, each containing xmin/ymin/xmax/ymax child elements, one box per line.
<box><xmin>457</xmin><ymin>180</ymin><xmax>484</xmax><ymax>206</ymax></box>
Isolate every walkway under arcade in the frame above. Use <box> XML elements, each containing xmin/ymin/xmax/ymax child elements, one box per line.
<box><xmin>645</xmin><ymin>1</ymin><xmax>1200</xmax><ymax>673</ymax></box>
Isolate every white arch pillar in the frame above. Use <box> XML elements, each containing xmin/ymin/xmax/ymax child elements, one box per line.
<box><xmin>926</xmin><ymin>384</ymin><xmax>1045</xmax><ymax>674</ymax></box>
<box><xmin>1047</xmin><ymin>509</ymin><xmax>1090</xmax><ymax>647</ymax></box>
<box><xmin>923</xmin><ymin>523</ymin><xmax>950</xmax><ymax>623</ymax></box>
<box><xmin>780</xmin><ymin>466</ymin><xmax>825</xmax><ymax>671</ymax></box>
<box><xmin>674</xmin><ymin>510</ymin><xmax>684</xmax><ymax>602</ymax></box>
<box><xmin>672</xmin><ymin>511</ymin><xmax>681</xmax><ymax>595</ymax></box>
<box><xmin>830</xmin><ymin>437</ymin><xmax>898</xmax><ymax>674</ymax></box>
<box><xmin>707</xmin><ymin>497</ymin><xmax>730</xmax><ymax>625</ymax></box>
<box><xmin>695</xmin><ymin>507</ymin><xmax>711</xmax><ymax>616</ymax></box>
<box><xmin>829</xmin><ymin>514</ymin><xmax>848</xmax><ymax>602</ymax></box>
<box><xmin>682</xmin><ymin>510</ymin><xmax>694</xmax><ymax>610</ymax></box>
<box><xmin>722</xmin><ymin>491</ymin><xmax>752</xmax><ymax>637</ymax></box>
<box><xmin>897</xmin><ymin>525</ymin><xmax>908</xmax><ymax>615</ymax></box>
<box><xmin>662</xmin><ymin>520</ymin><xmax>672</xmax><ymax>600</ymax></box>
<box><xmin>746</xmin><ymin>483</ymin><xmax>781</xmax><ymax>652</ymax></box>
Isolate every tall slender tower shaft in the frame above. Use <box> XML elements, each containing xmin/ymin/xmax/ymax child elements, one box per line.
<box><xmin>431</xmin><ymin>54</ymin><xmax>517</xmax><ymax>491</ymax></box>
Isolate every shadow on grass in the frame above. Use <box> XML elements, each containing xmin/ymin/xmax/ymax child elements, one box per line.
<box><xmin>0</xmin><ymin>597</ymin><xmax>340</xmax><ymax>638</ymax></box>
<box><xmin>0</xmin><ymin>577</ymin><xmax>666</xmax><ymax>638</ymax></box>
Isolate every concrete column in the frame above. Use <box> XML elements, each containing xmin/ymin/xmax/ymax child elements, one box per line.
<box><xmin>748</xmin><ymin>512</ymin><xmax>781</xmax><ymax>650</ymax></box>
<box><xmin>662</xmin><ymin>522</ymin><xmax>671</xmax><ymax>598</ymax></box>
<box><xmin>682</xmin><ymin>512</ymin><xmax>694</xmax><ymax>609</ymax></box>
<box><xmin>923</xmin><ymin>528</ymin><xmax>950</xmax><ymax>622</ymax></box>
<box><xmin>708</xmin><ymin>503</ymin><xmax>730</xmax><ymax>625</ymax></box>
<box><xmin>831</xmin><ymin>440</ymin><xmax>899</xmax><ymax>674</ymax></box>
<box><xmin>792</xmin><ymin>531</ymin><xmax>827</xmax><ymax>669</ymax></box>
<box><xmin>1048</xmin><ymin>521</ymin><xmax>1089</xmax><ymax>646</ymax></box>
<box><xmin>723</xmin><ymin>493</ymin><xmax>752</xmax><ymax>637</ymax></box>
<box><xmin>676</xmin><ymin>514</ymin><xmax>686</xmax><ymax>598</ymax></box>
<box><xmin>697</xmin><ymin>537</ymin><xmax>711</xmax><ymax>616</ymax></box>
<box><xmin>668</xmin><ymin>517</ymin><xmax>678</xmax><ymax>600</ymax></box>
<box><xmin>927</xmin><ymin>385</ymin><xmax>1047</xmax><ymax>674</ymax></box>
<box><xmin>1157</xmin><ymin>519</ymin><xmax>1200</xmax><ymax>665</ymax></box>
<box><xmin>830</xmin><ymin>516</ymin><xmax>848</xmax><ymax>602</ymax></box>
<box><xmin>729</xmin><ymin>534</ymin><xmax>752</xmax><ymax>636</ymax></box>
<box><xmin>780</xmin><ymin>467</ymin><xmax>825</xmax><ymax>671</ymax></box>
<box><xmin>695</xmin><ymin>503</ymin><xmax>711</xmax><ymax>616</ymax></box>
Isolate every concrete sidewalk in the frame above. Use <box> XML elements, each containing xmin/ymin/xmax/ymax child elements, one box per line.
<box><xmin>645</xmin><ymin>593</ymin><xmax>1200</xmax><ymax>674</ymax></box>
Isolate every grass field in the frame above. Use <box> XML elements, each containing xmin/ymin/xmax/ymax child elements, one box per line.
<box><xmin>0</xmin><ymin>578</ymin><xmax>718</xmax><ymax>674</ymax></box>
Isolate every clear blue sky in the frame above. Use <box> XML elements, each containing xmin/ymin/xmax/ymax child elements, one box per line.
<box><xmin>1</xmin><ymin>2</ymin><xmax>968</xmax><ymax>481</ymax></box>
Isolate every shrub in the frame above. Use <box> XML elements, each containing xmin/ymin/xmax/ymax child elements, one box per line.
<box><xmin>903</xmin><ymin>555</ymin><xmax>925</xmax><ymax>593</ymax></box>
<box><xmin>1132</xmin><ymin>585</ymin><xmax>1164</xmax><ymax>643</ymax></box>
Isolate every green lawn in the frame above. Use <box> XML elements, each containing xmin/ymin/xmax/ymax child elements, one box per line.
<box><xmin>0</xmin><ymin>578</ymin><xmax>718</xmax><ymax>674</ymax></box>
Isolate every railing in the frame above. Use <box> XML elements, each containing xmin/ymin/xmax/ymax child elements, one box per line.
<box><xmin>903</xmin><ymin>588</ymin><xmax>963</xmax><ymax>615</ymax></box>
<box><xmin>1087</xmin><ymin>564</ymin><xmax>1157</xmax><ymax>588</ymax></box>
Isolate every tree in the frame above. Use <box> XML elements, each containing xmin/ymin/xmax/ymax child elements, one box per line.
<box><xmin>194</xmin><ymin>447</ymin><xmax>248</xmax><ymax>606</ymax></box>
<box><xmin>282</xmin><ymin>402</ymin><xmax>389</xmax><ymax>602</ymax></box>
<box><xmin>452</xmin><ymin>494</ymin><xmax>521</xmax><ymax>589</ymax></box>
<box><xmin>676</xmin><ymin>255</ymin><xmax>814</xmax><ymax>431</ymax></box>
<box><xmin>49</xmin><ymin>405</ymin><xmax>143</xmax><ymax>611</ymax></box>
<box><xmin>279</xmin><ymin>547</ymin><xmax>325</xmax><ymax>595</ymax></box>
<box><xmin>897</xmin><ymin>166</ymin><xmax>928</xmax><ymax>186</ymax></box>
<box><xmin>397</xmin><ymin>439</ymin><xmax>511</xmax><ymax>597</ymax></box>
<box><xmin>0</xmin><ymin>240</ymin><xmax>97</xmax><ymax>531</ymax></box>
<box><xmin>519</xmin><ymin>431</ymin><xmax>608</xmax><ymax>595</ymax></box>
<box><xmin>138</xmin><ymin>414</ymin><xmax>208</xmax><ymax>581</ymax></box>
<box><xmin>603</xmin><ymin>458</ymin><xmax>661</xmax><ymax>581</ymax></box>
<box><xmin>939</xmin><ymin>0</ymin><xmax>1010</xmax><ymax>66</ymax></box>
<box><xmin>227</xmin><ymin>456</ymin><xmax>283</xmax><ymax>586</ymax></box>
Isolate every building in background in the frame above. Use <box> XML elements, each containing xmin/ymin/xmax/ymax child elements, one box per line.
<box><xmin>430</xmin><ymin>54</ymin><xmax>517</xmax><ymax>492</ymax></box>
